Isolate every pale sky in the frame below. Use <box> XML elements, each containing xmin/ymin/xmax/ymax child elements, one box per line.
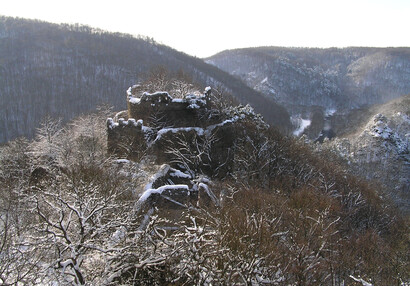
<box><xmin>2</xmin><ymin>0</ymin><xmax>409</xmax><ymax>58</ymax></box>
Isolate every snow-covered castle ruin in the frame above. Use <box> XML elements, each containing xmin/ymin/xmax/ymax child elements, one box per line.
<box><xmin>107</xmin><ymin>83</ymin><xmax>266</xmax><ymax>213</ymax></box>
<box><xmin>107</xmin><ymin>85</ymin><xmax>215</xmax><ymax>160</ymax></box>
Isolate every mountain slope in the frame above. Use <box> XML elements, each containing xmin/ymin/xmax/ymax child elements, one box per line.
<box><xmin>1</xmin><ymin>81</ymin><xmax>408</xmax><ymax>284</ymax></box>
<box><xmin>206</xmin><ymin>47</ymin><xmax>410</xmax><ymax>137</ymax></box>
<box><xmin>0</xmin><ymin>16</ymin><xmax>291</xmax><ymax>143</ymax></box>
<box><xmin>320</xmin><ymin>94</ymin><xmax>410</xmax><ymax>212</ymax></box>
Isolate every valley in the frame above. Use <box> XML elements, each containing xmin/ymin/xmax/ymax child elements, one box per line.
<box><xmin>206</xmin><ymin>46</ymin><xmax>410</xmax><ymax>139</ymax></box>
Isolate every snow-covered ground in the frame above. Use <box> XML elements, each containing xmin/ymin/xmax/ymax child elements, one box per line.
<box><xmin>293</xmin><ymin>118</ymin><xmax>311</xmax><ymax>136</ymax></box>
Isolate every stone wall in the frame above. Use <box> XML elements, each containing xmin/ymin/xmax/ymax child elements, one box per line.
<box><xmin>106</xmin><ymin>118</ymin><xmax>147</xmax><ymax>161</ymax></box>
<box><xmin>107</xmin><ymin>85</ymin><xmax>213</xmax><ymax>160</ymax></box>
<box><xmin>126</xmin><ymin>85</ymin><xmax>211</xmax><ymax>128</ymax></box>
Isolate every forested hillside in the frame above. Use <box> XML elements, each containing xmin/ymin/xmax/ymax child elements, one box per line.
<box><xmin>0</xmin><ymin>16</ymin><xmax>291</xmax><ymax>143</ymax></box>
<box><xmin>1</xmin><ymin>78</ymin><xmax>408</xmax><ymax>285</ymax></box>
<box><xmin>207</xmin><ymin>47</ymin><xmax>410</xmax><ymax>138</ymax></box>
<box><xmin>317</xmin><ymin>94</ymin><xmax>410</xmax><ymax>213</ymax></box>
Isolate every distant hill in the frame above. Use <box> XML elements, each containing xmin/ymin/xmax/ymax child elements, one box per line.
<box><xmin>0</xmin><ymin>16</ymin><xmax>291</xmax><ymax>143</ymax></box>
<box><xmin>206</xmin><ymin>46</ymin><xmax>410</xmax><ymax>137</ymax></box>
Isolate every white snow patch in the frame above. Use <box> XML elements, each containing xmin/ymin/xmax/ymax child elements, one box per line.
<box><xmin>142</xmin><ymin>91</ymin><xmax>172</xmax><ymax>101</ymax></box>
<box><xmin>154</xmin><ymin>127</ymin><xmax>205</xmax><ymax>142</ymax></box>
<box><xmin>370</xmin><ymin>114</ymin><xmax>393</xmax><ymax>139</ymax></box>
<box><xmin>106</xmin><ymin>118</ymin><xmax>119</xmax><ymax>129</ymax></box>
<box><xmin>349</xmin><ymin>275</ymin><xmax>373</xmax><ymax>286</ymax></box>
<box><xmin>204</xmin><ymin>116</ymin><xmax>239</xmax><ymax>134</ymax></box>
<box><xmin>118</xmin><ymin>118</ymin><xmax>127</xmax><ymax>126</ymax></box>
<box><xmin>325</xmin><ymin>108</ymin><xmax>337</xmax><ymax>117</ymax></box>
<box><xmin>187</xmin><ymin>103</ymin><xmax>201</xmax><ymax>109</ymax></box>
<box><xmin>128</xmin><ymin>96</ymin><xmax>141</xmax><ymax>104</ymax></box>
<box><xmin>185</xmin><ymin>94</ymin><xmax>207</xmax><ymax>109</ymax></box>
<box><xmin>371</xmin><ymin>125</ymin><xmax>393</xmax><ymax>139</ymax></box>
<box><xmin>138</xmin><ymin>184</ymin><xmax>189</xmax><ymax>203</ymax></box>
<box><xmin>170</xmin><ymin>168</ymin><xmax>191</xmax><ymax>179</ymax></box>
<box><xmin>171</xmin><ymin>98</ymin><xmax>184</xmax><ymax>103</ymax></box>
<box><xmin>126</xmin><ymin>86</ymin><xmax>132</xmax><ymax>96</ymax></box>
<box><xmin>293</xmin><ymin>118</ymin><xmax>311</xmax><ymax>136</ymax></box>
<box><xmin>144</xmin><ymin>164</ymin><xmax>170</xmax><ymax>191</ymax></box>
<box><xmin>127</xmin><ymin>118</ymin><xmax>137</xmax><ymax>126</ymax></box>
<box><xmin>261</xmin><ymin>77</ymin><xmax>268</xmax><ymax>84</ymax></box>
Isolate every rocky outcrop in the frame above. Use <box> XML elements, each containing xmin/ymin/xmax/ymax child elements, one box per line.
<box><xmin>108</xmin><ymin>85</ymin><xmax>268</xmax><ymax>215</ymax></box>
<box><xmin>108</xmin><ymin>85</ymin><xmax>266</xmax><ymax>171</ymax></box>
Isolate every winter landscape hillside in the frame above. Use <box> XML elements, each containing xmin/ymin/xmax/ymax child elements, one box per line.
<box><xmin>318</xmin><ymin>94</ymin><xmax>410</xmax><ymax>213</ymax></box>
<box><xmin>0</xmin><ymin>15</ymin><xmax>409</xmax><ymax>286</ymax></box>
<box><xmin>206</xmin><ymin>47</ymin><xmax>410</xmax><ymax>139</ymax></box>
<box><xmin>0</xmin><ymin>16</ymin><xmax>290</xmax><ymax>143</ymax></box>
<box><xmin>1</xmin><ymin>77</ymin><xmax>408</xmax><ymax>284</ymax></box>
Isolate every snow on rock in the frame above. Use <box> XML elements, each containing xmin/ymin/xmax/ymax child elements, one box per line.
<box><xmin>106</xmin><ymin>118</ymin><xmax>118</xmax><ymax>129</ymax></box>
<box><xmin>127</xmin><ymin>118</ymin><xmax>136</xmax><ymax>126</ymax></box>
<box><xmin>107</xmin><ymin>117</ymin><xmax>144</xmax><ymax>130</ymax></box>
<box><xmin>150</xmin><ymin>104</ymin><xmax>263</xmax><ymax>144</ymax></box>
<box><xmin>169</xmin><ymin>168</ymin><xmax>191</xmax><ymax>179</ymax></box>
<box><xmin>198</xmin><ymin>182</ymin><xmax>219</xmax><ymax>206</ymax></box>
<box><xmin>144</xmin><ymin>164</ymin><xmax>170</xmax><ymax>191</ymax></box>
<box><xmin>138</xmin><ymin>184</ymin><xmax>190</xmax><ymax>203</ymax></box>
<box><xmin>154</xmin><ymin>127</ymin><xmax>205</xmax><ymax>143</ymax></box>
<box><xmin>141</xmin><ymin>91</ymin><xmax>173</xmax><ymax>103</ymax></box>
<box><xmin>368</xmin><ymin>113</ymin><xmax>408</xmax><ymax>154</ymax></box>
<box><xmin>126</xmin><ymin>86</ymin><xmax>132</xmax><ymax>96</ymax></box>
<box><xmin>118</xmin><ymin>118</ymin><xmax>127</xmax><ymax>126</ymax></box>
<box><xmin>127</xmin><ymin>85</ymin><xmax>142</xmax><ymax>104</ymax></box>
<box><xmin>127</xmin><ymin>84</ymin><xmax>141</xmax><ymax>96</ymax></box>
<box><xmin>187</xmin><ymin>103</ymin><xmax>201</xmax><ymax>109</ymax></box>
<box><xmin>185</xmin><ymin>93</ymin><xmax>207</xmax><ymax>109</ymax></box>
<box><xmin>370</xmin><ymin>114</ymin><xmax>393</xmax><ymax>139</ymax></box>
<box><xmin>128</xmin><ymin>96</ymin><xmax>141</xmax><ymax>104</ymax></box>
<box><xmin>171</xmin><ymin>98</ymin><xmax>184</xmax><ymax>103</ymax></box>
<box><xmin>152</xmin><ymin>115</ymin><xmax>242</xmax><ymax>144</ymax></box>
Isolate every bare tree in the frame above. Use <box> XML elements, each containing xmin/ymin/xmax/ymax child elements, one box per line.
<box><xmin>0</xmin><ymin>138</ymin><xmax>45</xmax><ymax>284</ymax></box>
<box><xmin>165</xmin><ymin>131</ymin><xmax>218</xmax><ymax>176</ymax></box>
<box><xmin>27</xmin><ymin>163</ymin><xmax>136</xmax><ymax>285</ymax></box>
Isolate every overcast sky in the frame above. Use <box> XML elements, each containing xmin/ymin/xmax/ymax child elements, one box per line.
<box><xmin>2</xmin><ymin>0</ymin><xmax>409</xmax><ymax>57</ymax></box>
